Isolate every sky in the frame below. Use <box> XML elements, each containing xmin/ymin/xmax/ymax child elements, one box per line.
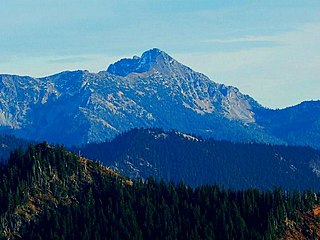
<box><xmin>0</xmin><ymin>0</ymin><xmax>319</xmax><ymax>109</ymax></box>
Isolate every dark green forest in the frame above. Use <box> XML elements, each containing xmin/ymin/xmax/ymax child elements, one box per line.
<box><xmin>0</xmin><ymin>143</ymin><xmax>318</xmax><ymax>239</ymax></box>
<box><xmin>76</xmin><ymin>128</ymin><xmax>320</xmax><ymax>190</ymax></box>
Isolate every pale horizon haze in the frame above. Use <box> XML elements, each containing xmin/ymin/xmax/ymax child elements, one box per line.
<box><xmin>0</xmin><ymin>0</ymin><xmax>319</xmax><ymax>109</ymax></box>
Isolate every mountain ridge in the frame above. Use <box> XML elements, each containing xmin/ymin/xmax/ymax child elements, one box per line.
<box><xmin>0</xmin><ymin>48</ymin><xmax>319</xmax><ymax>148</ymax></box>
<box><xmin>75</xmin><ymin>127</ymin><xmax>320</xmax><ymax>190</ymax></box>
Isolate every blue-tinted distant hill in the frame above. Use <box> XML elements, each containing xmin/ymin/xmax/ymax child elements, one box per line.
<box><xmin>255</xmin><ymin>100</ymin><xmax>320</xmax><ymax>150</ymax></box>
<box><xmin>0</xmin><ymin>134</ymin><xmax>33</xmax><ymax>161</ymax></box>
<box><xmin>75</xmin><ymin>128</ymin><xmax>320</xmax><ymax>190</ymax></box>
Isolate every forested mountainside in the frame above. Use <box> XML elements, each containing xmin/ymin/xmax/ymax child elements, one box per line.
<box><xmin>76</xmin><ymin>128</ymin><xmax>320</xmax><ymax>190</ymax></box>
<box><xmin>0</xmin><ymin>49</ymin><xmax>319</xmax><ymax>148</ymax></box>
<box><xmin>255</xmin><ymin>100</ymin><xmax>320</xmax><ymax>150</ymax></box>
<box><xmin>0</xmin><ymin>143</ymin><xmax>319</xmax><ymax>239</ymax></box>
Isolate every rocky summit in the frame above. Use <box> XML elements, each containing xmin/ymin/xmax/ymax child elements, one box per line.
<box><xmin>0</xmin><ymin>48</ymin><xmax>319</xmax><ymax>148</ymax></box>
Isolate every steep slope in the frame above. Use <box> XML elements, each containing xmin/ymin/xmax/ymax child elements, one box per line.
<box><xmin>0</xmin><ymin>143</ymin><xmax>131</xmax><ymax>239</ymax></box>
<box><xmin>284</xmin><ymin>205</ymin><xmax>320</xmax><ymax>239</ymax></box>
<box><xmin>76</xmin><ymin>128</ymin><xmax>320</xmax><ymax>190</ymax></box>
<box><xmin>0</xmin><ymin>48</ymin><xmax>318</xmax><ymax>148</ymax></box>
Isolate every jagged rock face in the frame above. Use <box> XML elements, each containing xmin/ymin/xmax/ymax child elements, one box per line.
<box><xmin>0</xmin><ymin>75</ymin><xmax>41</xmax><ymax>128</ymax></box>
<box><xmin>107</xmin><ymin>48</ymin><xmax>174</xmax><ymax>76</ymax></box>
<box><xmin>107</xmin><ymin>48</ymin><xmax>259</xmax><ymax>122</ymax></box>
<box><xmin>0</xmin><ymin>48</ymin><xmax>318</xmax><ymax>148</ymax></box>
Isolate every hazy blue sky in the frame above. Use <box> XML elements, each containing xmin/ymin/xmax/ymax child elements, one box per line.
<box><xmin>0</xmin><ymin>0</ymin><xmax>319</xmax><ymax>108</ymax></box>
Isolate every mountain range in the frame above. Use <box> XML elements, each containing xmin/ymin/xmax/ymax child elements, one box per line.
<box><xmin>0</xmin><ymin>48</ymin><xmax>319</xmax><ymax>148</ymax></box>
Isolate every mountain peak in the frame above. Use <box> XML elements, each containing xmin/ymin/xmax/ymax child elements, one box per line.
<box><xmin>140</xmin><ymin>48</ymin><xmax>167</xmax><ymax>61</ymax></box>
<box><xmin>106</xmin><ymin>48</ymin><xmax>173</xmax><ymax>77</ymax></box>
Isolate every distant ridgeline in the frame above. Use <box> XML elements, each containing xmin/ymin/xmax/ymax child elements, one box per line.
<box><xmin>76</xmin><ymin>128</ymin><xmax>320</xmax><ymax>191</ymax></box>
<box><xmin>0</xmin><ymin>143</ymin><xmax>319</xmax><ymax>239</ymax></box>
<box><xmin>0</xmin><ymin>129</ymin><xmax>319</xmax><ymax>191</ymax></box>
<box><xmin>0</xmin><ymin>134</ymin><xmax>33</xmax><ymax>161</ymax></box>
